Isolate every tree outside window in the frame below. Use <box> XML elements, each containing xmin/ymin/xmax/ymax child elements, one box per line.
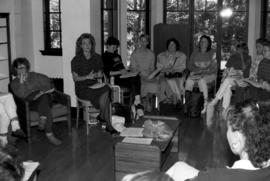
<box><xmin>165</xmin><ymin>0</ymin><xmax>249</xmax><ymax>70</ymax></box>
<box><xmin>127</xmin><ymin>0</ymin><xmax>150</xmax><ymax>64</ymax></box>
<box><xmin>41</xmin><ymin>0</ymin><xmax>62</xmax><ymax>56</ymax></box>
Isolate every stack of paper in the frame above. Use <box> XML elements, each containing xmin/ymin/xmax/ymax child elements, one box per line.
<box><xmin>122</xmin><ymin>137</ymin><xmax>153</xmax><ymax>145</ymax></box>
<box><xmin>120</xmin><ymin>127</ymin><xmax>144</xmax><ymax>137</ymax></box>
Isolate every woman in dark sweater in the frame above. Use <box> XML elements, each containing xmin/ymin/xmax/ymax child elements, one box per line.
<box><xmin>71</xmin><ymin>33</ymin><xmax>118</xmax><ymax>134</ymax></box>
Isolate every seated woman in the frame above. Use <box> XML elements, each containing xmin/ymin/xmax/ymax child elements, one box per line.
<box><xmin>207</xmin><ymin>42</ymin><xmax>253</xmax><ymax>126</ymax></box>
<box><xmin>71</xmin><ymin>33</ymin><xmax>118</xmax><ymax>135</ymax></box>
<box><xmin>156</xmin><ymin>38</ymin><xmax>186</xmax><ymax>105</ymax></box>
<box><xmin>102</xmin><ymin>36</ymin><xmax>142</xmax><ymax>109</ymax></box>
<box><xmin>0</xmin><ymin>93</ymin><xmax>24</xmax><ymax>147</ymax></box>
<box><xmin>130</xmin><ymin>34</ymin><xmax>159</xmax><ymax>113</ymax></box>
<box><xmin>167</xmin><ymin>101</ymin><xmax>270</xmax><ymax>181</ymax></box>
<box><xmin>185</xmin><ymin>35</ymin><xmax>217</xmax><ymax>114</ymax></box>
<box><xmin>240</xmin><ymin>40</ymin><xmax>270</xmax><ymax>103</ymax></box>
<box><xmin>10</xmin><ymin>57</ymin><xmax>61</xmax><ymax>145</ymax></box>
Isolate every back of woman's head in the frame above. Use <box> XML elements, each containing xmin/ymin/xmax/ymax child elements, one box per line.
<box><xmin>0</xmin><ymin>150</ymin><xmax>23</xmax><ymax>181</ymax></box>
<box><xmin>226</xmin><ymin>101</ymin><xmax>270</xmax><ymax>167</ymax></box>
<box><xmin>121</xmin><ymin>170</ymin><xmax>173</xmax><ymax>181</ymax></box>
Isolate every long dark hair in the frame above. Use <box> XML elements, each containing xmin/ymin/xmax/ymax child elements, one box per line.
<box><xmin>199</xmin><ymin>35</ymin><xmax>212</xmax><ymax>52</ymax></box>
<box><xmin>75</xmin><ymin>33</ymin><xmax>96</xmax><ymax>56</ymax></box>
<box><xmin>166</xmin><ymin>38</ymin><xmax>180</xmax><ymax>51</ymax></box>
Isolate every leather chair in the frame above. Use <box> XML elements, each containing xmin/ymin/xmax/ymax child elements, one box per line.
<box><xmin>13</xmin><ymin>90</ymin><xmax>71</xmax><ymax>143</ymax></box>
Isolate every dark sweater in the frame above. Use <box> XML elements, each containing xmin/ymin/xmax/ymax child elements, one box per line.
<box><xmin>257</xmin><ymin>58</ymin><xmax>270</xmax><ymax>83</ymax></box>
<box><xmin>102</xmin><ymin>51</ymin><xmax>125</xmax><ymax>79</ymax></box>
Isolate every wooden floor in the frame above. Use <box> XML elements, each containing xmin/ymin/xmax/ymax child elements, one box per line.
<box><xmin>14</xmin><ymin>106</ymin><xmax>237</xmax><ymax>181</ymax></box>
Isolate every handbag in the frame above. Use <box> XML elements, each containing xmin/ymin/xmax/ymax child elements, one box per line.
<box><xmin>164</xmin><ymin>72</ymin><xmax>183</xmax><ymax>78</ymax></box>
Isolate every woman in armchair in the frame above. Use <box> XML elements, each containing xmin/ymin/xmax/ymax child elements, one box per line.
<box><xmin>10</xmin><ymin>57</ymin><xmax>61</xmax><ymax>145</ymax></box>
<box><xmin>156</xmin><ymin>38</ymin><xmax>186</xmax><ymax>105</ymax></box>
<box><xmin>185</xmin><ymin>35</ymin><xmax>217</xmax><ymax>114</ymax></box>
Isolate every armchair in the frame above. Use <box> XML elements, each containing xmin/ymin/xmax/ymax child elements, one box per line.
<box><xmin>12</xmin><ymin>90</ymin><xmax>71</xmax><ymax>143</ymax></box>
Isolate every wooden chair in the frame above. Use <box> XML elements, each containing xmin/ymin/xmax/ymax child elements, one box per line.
<box><xmin>76</xmin><ymin>97</ymin><xmax>100</xmax><ymax>135</ymax></box>
<box><xmin>13</xmin><ymin>90</ymin><xmax>71</xmax><ymax>143</ymax></box>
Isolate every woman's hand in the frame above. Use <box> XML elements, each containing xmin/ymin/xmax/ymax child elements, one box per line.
<box><xmin>19</xmin><ymin>73</ymin><xmax>27</xmax><ymax>84</ymax></box>
<box><xmin>87</xmin><ymin>71</ymin><xmax>95</xmax><ymax>80</ymax></box>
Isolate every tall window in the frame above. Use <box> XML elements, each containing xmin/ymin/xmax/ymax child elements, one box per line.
<box><xmin>164</xmin><ymin>0</ymin><xmax>249</xmax><ymax>70</ymax></box>
<box><xmin>127</xmin><ymin>0</ymin><xmax>151</xmax><ymax>60</ymax></box>
<box><xmin>41</xmin><ymin>0</ymin><xmax>62</xmax><ymax>56</ymax></box>
<box><xmin>262</xmin><ymin>0</ymin><xmax>270</xmax><ymax>40</ymax></box>
<box><xmin>101</xmin><ymin>0</ymin><xmax>118</xmax><ymax>52</ymax></box>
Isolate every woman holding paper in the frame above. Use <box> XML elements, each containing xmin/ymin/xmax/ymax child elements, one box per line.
<box><xmin>102</xmin><ymin>36</ymin><xmax>141</xmax><ymax>107</ymax></box>
<box><xmin>156</xmin><ymin>38</ymin><xmax>186</xmax><ymax>104</ymax></box>
<box><xmin>10</xmin><ymin>57</ymin><xmax>61</xmax><ymax>145</ymax></box>
<box><xmin>71</xmin><ymin>33</ymin><xmax>118</xmax><ymax>135</ymax></box>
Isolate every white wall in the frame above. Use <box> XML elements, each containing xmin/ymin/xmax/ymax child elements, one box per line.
<box><xmin>62</xmin><ymin>0</ymin><xmax>91</xmax><ymax>106</ymax></box>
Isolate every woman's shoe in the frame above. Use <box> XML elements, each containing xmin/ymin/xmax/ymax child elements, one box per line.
<box><xmin>106</xmin><ymin>126</ymin><xmax>120</xmax><ymax>135</ymax></box>
<box><xmin>46</xmin><ymin>134</ymin><xmax>61</xmax><ymax>146</ymax></box>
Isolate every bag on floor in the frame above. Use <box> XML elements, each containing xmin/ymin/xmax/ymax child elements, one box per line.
<box><xmin>185</xmin><ymin>90</ymin><xmax>204</xmax><ymax>117</ymax></box>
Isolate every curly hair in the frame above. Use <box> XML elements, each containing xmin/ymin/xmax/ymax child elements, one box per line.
<box><xmin>11</xmin><ymin>57</ymin><xmax>30</xmax><ymax>76</ymax></box>
<box><xmin>166</xmin><ymin>38</ymin><xmax>180</xmax><ymax>51</ymax></box>
<box><xmin>226</xmin><ymin>101</ymin><xmax>270</xmax><ymax>168</ymax></box>
<box><xmin>75</xmin><ymin>33</ymin><xmax>96</xmax><ymax>56</ymax></box>
<box><xmin>199</xmin><ymin>35</ymin><xmax>212</xmax><ymax>52</ymax></box>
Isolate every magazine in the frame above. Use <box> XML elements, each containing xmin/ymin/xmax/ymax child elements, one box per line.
<box><xmin>26</xmin><ymin>88</ymin><xmax>54</xmax><ymax>101</ymax></box>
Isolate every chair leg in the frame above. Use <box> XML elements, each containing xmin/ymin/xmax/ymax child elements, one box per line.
<box><xmin>85</xmin><ymin>107</ymin><xmax>90</xmax><ymax>135</ymax></box>
<box><xmin>76</xmin><ymin>106</ymin><xmax>80</xmax><ymax>129</ymax></box>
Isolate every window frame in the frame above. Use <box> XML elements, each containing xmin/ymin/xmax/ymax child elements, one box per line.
<box><xmin>163</xmin><ymin>0</ymin><xmax>249</xmax><ymax>64</ymax></box>
<box><xmin>101</xmin><ymin>0</ymin><xmax>119</xmax><ymax>53</ymax></box>
<box><xmin>261</xmin><ymin>0</ymin><xmax>270</xmax><ymax>39</ymax></box>
<box><xmin>40</xmin><ymin>0</ymin><xmax>62</xmax><ymax>56</ymax></box>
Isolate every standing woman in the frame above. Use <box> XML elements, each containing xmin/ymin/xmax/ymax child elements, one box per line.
<box><xmin>185</xmin><ymin>35</ymin><xmax>217</xmax><ymax>113</ymax></box>
<box><xmin>71</xmin><ymin>33</ymin><xmax>118</xmax><ymax>135</ymax></box>
<box><xmin>130</xmin><ymin>34</ymin><xmax>159</xmax><ymax>113</ymax></box>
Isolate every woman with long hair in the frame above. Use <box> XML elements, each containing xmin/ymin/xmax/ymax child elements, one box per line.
<box><xmin>71</xmin><ymin>33</ymin><xmax>118</xmax><ymax>135</ymax></box>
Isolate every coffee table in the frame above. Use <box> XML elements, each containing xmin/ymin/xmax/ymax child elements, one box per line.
<box><xmin>114</xmin><ymin>115</ymin><xmax>180</xmax><ymax>181</ymax></box>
